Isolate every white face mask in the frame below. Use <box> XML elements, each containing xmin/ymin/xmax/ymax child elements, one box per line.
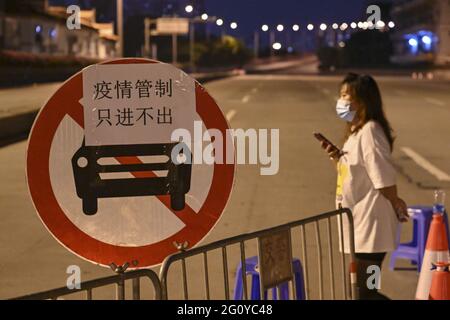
<box><xmin>336</xmin><ymin>99</ymin><xmax>356</xmax><ymax>122</ymax></box>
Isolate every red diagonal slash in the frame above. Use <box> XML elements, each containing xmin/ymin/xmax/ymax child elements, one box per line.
<box><xmin>27</xmin><ymin>59</ymin><xmax>234</xmax><ymax>267</ymax></box>
<box><xmin>67</xmin><ymin>105</ymin><xmax>216</xmax><ymax>230</ymax></box>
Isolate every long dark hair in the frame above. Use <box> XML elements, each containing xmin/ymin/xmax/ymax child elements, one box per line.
<box><xmin>341</xmin><ymin>73</ymin><xmax>395</xmax><ymax>151</ymax></box>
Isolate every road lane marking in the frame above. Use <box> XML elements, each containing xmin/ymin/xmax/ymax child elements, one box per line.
<box><xmin>401</xmin><ymin>147</ymin><xmax>450</xmax><ymax>182</ymax></box>
<box><xmin>226</xmin><ymin>109</ymin><xmax>237</xmax><ymax>121</ymax></box>
<box><xmin>241</xmin><ymin>95</ymin><xmax>251</xmax><ymax>103</ymax></box>
<box><xmin>425</xmin><ymin>97</ymin><xmax>445</xmax><ymax>106</ymax></box>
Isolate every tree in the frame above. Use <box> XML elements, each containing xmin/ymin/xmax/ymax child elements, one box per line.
<box><xmin>196</xmin><ymin>36</ymin><xmax>251</xmax><ymax>68</ymax></box>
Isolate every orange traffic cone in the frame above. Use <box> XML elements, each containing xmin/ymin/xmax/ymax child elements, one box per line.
<box><xmin>415</xmin><ymin>214</ymin><xmax>450</xmax><ymax>299</ymax></box>
<box><xmin>429</xmin><ymin>262</ymin><xmax>450</xmax><ymax>300</ymax></box>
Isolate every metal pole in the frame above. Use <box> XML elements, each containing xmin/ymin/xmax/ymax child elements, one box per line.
<box><xmin>289</xmin><ymin>32</ymin><xmax>295</xmax><ymax>53</ymax></box>
<box><xmin>206</xmin><ymin>23</ymin><xmax>211</xmax><ymax>42</ymax></box>
<box><xmin>203</xmin><ymin>252</ymin><xmax>211</xmax><ymax>300</ymax></box>
<box><xmin>222</xmin><ymin>247</ymin><xmax>230</xmax><ymax>300</ymax></box>
<box><xmin>254</xmin><ymin>31</ymin><xmax>259</xmax><ymax>59</ymax></box>
<box><xmin>189</xmin><ymin>21</ymin><xmax>195</xmax><ymax>71</ymax></box>
<box><xmin>116</xmin><ymin>276</ymin><xmax>125</xmax><ymax>300</ymax></box>
<box><xmin>117</xmin><ymin>0</ymin><xmax>123</xmax><ymax>57</ymax></box>
<box><xmin>172</xmin><ymin>33</ymin><xmax>177</xmax><ymax>65</ymax></box>
<box><xmin>239</xmin><ymin>241</ymin><xmax>248</xmax><ymax>300</ymax></box>
<box><xmin>314</xmin><ymin>221</ymin><xmax>323</xmax><ymax>300</ymax></box>
<box><xmin>334</xmin><ymin>29</ymin><xmax>338</xmax><ymax>47</ymax></box>
<box><xmin>286</xmin><ymin>32</ymin><xmax>290</xmax><ymax>52</ymax></box>
<box><xmin>152</xmin><ymin>44</ymin><xmax>157</xmax><ymax>60</ymax></box>
<box><xmin>316</xmin><ymin>30</ymin><xmax>322</xmax><ymax>50</ymax></box>
<box><xmin>132</xmin><ymin>278</ymin><xmax>140</xmax><ymax>300</ymax></box>
<box><xmin>181</xmin><ymin>258</ymin><xmax>188</xmax><ymax>300</ymax></box>
<box><xmin>270</xmin><ymin>31</ymin><xmax>275</xmax><ymax>58</ymax></box>
<box><xmin>144</xmin><ymin>18</ymin><xmax>150</xmax><ymax>58</ymax></box>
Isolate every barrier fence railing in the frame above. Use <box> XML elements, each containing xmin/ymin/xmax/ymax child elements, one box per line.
<box><xmin>11</xmin><ymin>269</ymin><xmax>162</xmax><ymax>300</ymax></box>
<box><xmin>9</xmin><ymin>208</ymin><xmax>357</xmax><ymax>300</ymax></box>
<box><xmin>159</xmin><ymin>207</ymin><xmax>358</xmax><ymax>300</ymax></box>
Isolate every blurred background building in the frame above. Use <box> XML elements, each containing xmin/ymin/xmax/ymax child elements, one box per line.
<box><xmin>390</xmin><ymin>0</ymin><xmax>450</xmax><ymax>66</ymax></box>
<box><xmin>0</xmin><ymin>0</ymin><xmax>117</xmax><ymax>59</ymax></box>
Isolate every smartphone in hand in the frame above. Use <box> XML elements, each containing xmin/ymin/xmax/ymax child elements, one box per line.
<box><xmin>313</xmin><ymin>132</ymin><xmax>343</xmax><ymax>156</ymax></box>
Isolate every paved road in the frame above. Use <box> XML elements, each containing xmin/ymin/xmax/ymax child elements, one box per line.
<box><xmin>0</xmin><ymin>83</ymin><xmax>61</xmax><ymax>118</ymax></box>
<box><xmin>1</xmin><ymin>71</ymin><xmax>449</xmax><ymax>299</ymax></box>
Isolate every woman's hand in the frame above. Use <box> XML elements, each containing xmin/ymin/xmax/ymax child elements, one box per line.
<box><xmin>321</xmin><ymin>141</ymin><xmax>341</xmax><ymax>162</ymax></box>
<box><xmin>378</xmin><ymin>186</ymin><xmax>408</xmax><ymax>223</ymax></box>
<box><xmin>391</xmin><ymin>197</ymin><xmax>408</xmax><ymax>223</ymax></box>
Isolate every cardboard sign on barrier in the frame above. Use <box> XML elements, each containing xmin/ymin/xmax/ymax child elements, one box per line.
<box><xmin>258</xmin><ymin>230</ymin><xmax>293</xmax><ymax>289</ymax></box>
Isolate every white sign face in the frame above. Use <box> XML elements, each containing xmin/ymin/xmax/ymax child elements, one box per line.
<box><xmin>81</xmin><ymin>63</ymin><xmax>195</xmax><ymax>146</ymax></box>
<box><xmin>27</xmin><ymin>59</ymin><xmax>235</xmax><ymax>269</ymax></box>
<box><xmin>156</xmin><ymin>18</ymin><xmax>189</xmax><ymax>35</ymax></box>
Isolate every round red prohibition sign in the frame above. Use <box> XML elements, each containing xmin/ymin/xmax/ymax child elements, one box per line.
<box><xmin>26</xmin><ymin>58</ymin><xmax>235</xmax><ymax>268</ymax></box>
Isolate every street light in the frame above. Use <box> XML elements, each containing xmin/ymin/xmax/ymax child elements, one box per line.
<box><xmin>307</xmin><ymin>24</ymin><xmax>314</xmax><ymax>31</ymax></box>
<box><xmin>261</xmin><ymin>24</ymin><xmax>269</xmax><ymax>32</ymax></box>
<box><xmin>320</xmin><ymin>23</ymin><xmax>327</xmax><ymax>31</ymax></box>
<box><xmin>277</xmin><ymin>24</ymin><xmax>284</xmax><ymax>32</ymax></box>
<box><xmin>376</xmin><ymin>20</ymin><xmax>385</xmax><ymax>29</ymax></box>
<box><xmin>408</xmin><ymin>38</ymin><xmax>418</xmax><ymax>47</ymax></box>
<box><xmin>117</xmin><ymin>0</ymin><xmax>123</xmax><ymax>57</ymax></box>
<box><xmin>350</xmin><ymin>22</ymin><xmax>357</xmax><ymax>29</ymax></box>
<box><xmin>332</xmin><ymin>23</ymin><xmax>339</xmax><ymax>30</ymax></box>
<box><xmin>201</xmin><ymin>13</ymin><xmax>208</xmax><ymax>21</ymax></box>
<box><xmin>388</xmin><ymin>21</ymin><xmax>395</xmax><ymax>28</ymax></box>
<box><xmin>216</xmin><ymin>18</ymin><xmax>223</xmax><ymax>26</ymax></box>
<box><xmin>340</xmin><ymin>23</ymin><xmax>348</xmax><ymax>31</ymax></box>
<box><xmin>272</xmin><ymin>42</ymin><xmax>282</xmax><ymax>50</ymax></box>
<box><xmin>230</xmin><ymin>22</ymin><xmax>238</xmax><ymax>30</ymax></box>
<box><xmin>422</xmin><ymin>35</ymin><xmax>432</xmax><ymax>45</ymax></box>
<box><xmin>292</xmin><ymin>24</ymin><xmax>300</xmax><ymax>32</ymax></box>
<box><xmin>185</xmin><ymin>5</ymin><xmax>193</xmax><ymax>13</ymax></box>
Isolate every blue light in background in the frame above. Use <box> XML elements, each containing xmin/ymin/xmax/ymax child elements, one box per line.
<box><xmin>35</xmin><ymin>25</ymin><xmax>42</xmax><ymax>33</ymax></box>
<box><xmin>422</xmin><ymin>35</ymin><xmax>432</xmax><ymax>45</ymax></box>
<box><xmin>405</xmin><ymin>34</ymin><xmax>419</xmax><ymax>54</ymax></box>
<box><xmin>405</xmin><ymin>30</ymin><xmax>437</xmax><ymax>55</ymax></box>
<box><xmin>408</xmin><ymin>38</ymin><xmax>418</xmax><ymax>47</ymax></box>
<box><xmin>417</xmin><ymin>30</ymin><xmax>434</xmax><ymax>51</ymax></box>
<box><xmin>50</xmin><ymin>28</ymin><xmax>57</xmax><ymax>38</ymax></box>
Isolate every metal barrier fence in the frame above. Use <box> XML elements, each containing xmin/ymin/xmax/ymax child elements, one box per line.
<box><xmin>9</xmin><ymin>208</ymin><xmax>357</xmax><ymax>300</ymax></box>
<box><xmin>159</xmin><ymin>207</ymin><xmax>358</xmax><ymax>300</ymax></box>
<box><xmin>11</xmin><ymin>269</ymin><xmax>162</xmax><ymax>300</ymax></box>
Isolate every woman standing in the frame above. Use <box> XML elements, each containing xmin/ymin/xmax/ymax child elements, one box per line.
<box><xmin>319</xmin><ymin>73</ymin><xmax>408</xmax><ymax>300</ymax></box>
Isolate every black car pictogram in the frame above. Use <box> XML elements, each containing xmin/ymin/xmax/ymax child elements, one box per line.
<box><xmin>71</xmin><ymin>141</ymin><xmax>192</xmax><ymax>215</ymax></box>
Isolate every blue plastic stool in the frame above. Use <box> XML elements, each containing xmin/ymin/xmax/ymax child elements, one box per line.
<box><xmin>233</xmin><ymin>256</ymin><xmax>305</xmax><ymax>300</ymax></box>
<box><xmin>389</xmin><ymin>206</ymin><xmax>449</xmax><ymax>272</ymax></box>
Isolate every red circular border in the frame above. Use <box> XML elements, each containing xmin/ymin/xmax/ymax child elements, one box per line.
<box><xmin>26</xmin><ymin>58</ymin><xmax>235</xmax><ymax>268</ymax></box>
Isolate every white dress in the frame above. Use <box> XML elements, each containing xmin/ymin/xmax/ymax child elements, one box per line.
<box><xmin>336</xmin><ymin>120</ymin><xmax>399</xmax><ymax>253</ymax></box>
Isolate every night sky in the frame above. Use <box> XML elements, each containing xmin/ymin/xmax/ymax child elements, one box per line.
<box><xmin>52</xmin><ymin>0</ymin><xmax>373</xmax><ymax>37</ymax></box>
<box><xmin>50</xmin><ymin>0</ymin><xmax>385</xmax><ymax>51</ymax></box>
